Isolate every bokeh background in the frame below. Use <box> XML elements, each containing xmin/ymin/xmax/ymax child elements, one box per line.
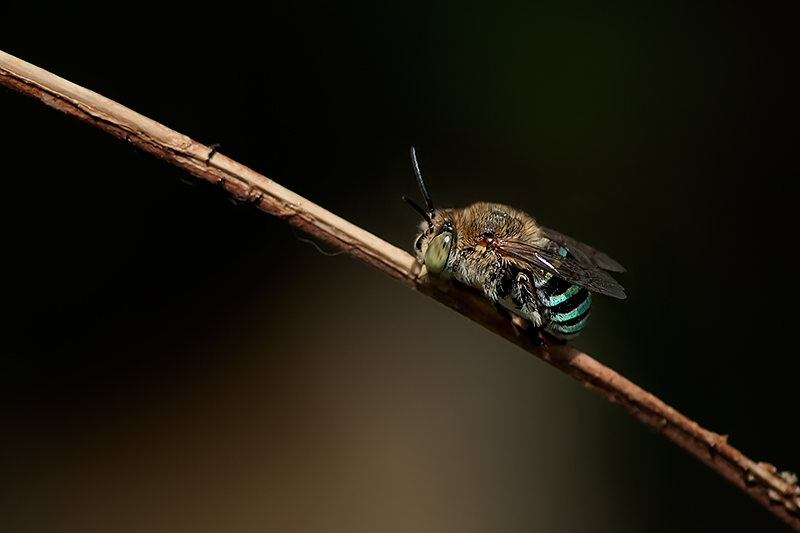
<box><xmin>2</xmin><ymin>2</ymin><xmax>798</xmax><ymax>532</ymax></box>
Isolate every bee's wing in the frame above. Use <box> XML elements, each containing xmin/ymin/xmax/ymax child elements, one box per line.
<box><xmin>539</xmin><ymin>226</ymin><xmax>626</xmax><ymax>273</ymax></box>
<box><xmin>495</xmin><ymin>238</ymin><xmax>627</xmax><ymax>299</ymax></box>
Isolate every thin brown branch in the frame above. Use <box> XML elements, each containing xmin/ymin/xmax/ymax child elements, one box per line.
<box><xmin>2</xmin><ymin>50</ymin><xmax>798</xmax><ymax>530</ymax></box>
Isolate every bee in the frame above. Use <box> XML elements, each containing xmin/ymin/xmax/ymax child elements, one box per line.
<box><xmin>403</xmin><ymin>148</ymin><xmax>626</xmax><ymax>340</ymax></box>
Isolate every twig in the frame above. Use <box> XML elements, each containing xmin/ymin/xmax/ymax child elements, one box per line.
<box><xmin>2</xmin><ymin>49</ymin><xmax>798</xmax><ymax>530</ymax></box>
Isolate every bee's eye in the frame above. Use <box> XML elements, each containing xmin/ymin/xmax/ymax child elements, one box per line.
<box><xmin>424</xmin><ymin>231</ymin><xmax>453</xmax><ymax>274</ymax></box>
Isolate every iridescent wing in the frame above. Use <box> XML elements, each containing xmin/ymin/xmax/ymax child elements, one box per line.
<box><xmin>539</xmin><ymin>226</ymin><xmax>626</xmax><ymax>273</ymax></box>
<box><xmin>495</xmin><ymin>235</ymin><xmax>626</xmax><ymax>299</ymax></box>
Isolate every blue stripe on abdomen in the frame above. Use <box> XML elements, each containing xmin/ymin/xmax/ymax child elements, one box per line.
<box><xmin>536</xmin><ymin>274</ymin><xmax>592</xmax><ymax>338</ymax></box>
<box><xmin>549</xmin><ymin>294</ymin><xmax>591</xmax><ymax>322</ymax></box>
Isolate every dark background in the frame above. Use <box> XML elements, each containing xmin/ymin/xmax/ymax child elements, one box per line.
<box><xmin>2</xmin><ymin>2</ymin><xmax>798</xmax><ymax>532</ymax></box>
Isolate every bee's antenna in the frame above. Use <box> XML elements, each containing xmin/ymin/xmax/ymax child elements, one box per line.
<box><xmin>410</xmin><ymin>147</ymin><xmax>435</xmax><ymax>215</ymax></box>
<box><xmin>402</xmin><ymin>195</ymin><xmax>433</xmax><ymax>229</ymax></box>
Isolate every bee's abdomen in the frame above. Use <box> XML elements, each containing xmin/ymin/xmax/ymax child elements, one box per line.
<box><xmin>534</xmin><ymin>273</ymin><xmax>591</xmax><ymax>339</ymax></box>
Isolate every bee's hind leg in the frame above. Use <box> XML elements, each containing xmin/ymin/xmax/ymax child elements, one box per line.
<box><xmin>510</xmin><ymin>271</ymin><xmax>548</xmax><ymax>347</ymax></box>
<box><xmin>487</xmin><ymin>270</ymin><xmax>548</xmax><ymax>346</ymax></box>
<box><xmin>491</xmin><ymin>300</ymin><xmax>536</xmax><ymax>340</ymax></box>
<box><xmin>528</xmin><ymin>327</ymin><xmax>549</xmax><ymax>346</ymax></box>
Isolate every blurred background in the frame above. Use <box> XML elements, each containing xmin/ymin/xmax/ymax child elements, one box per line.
<box><xmin>2</xmin><ymin>2</ymin><xmax>798</xmax><ymax>531</ymax></box>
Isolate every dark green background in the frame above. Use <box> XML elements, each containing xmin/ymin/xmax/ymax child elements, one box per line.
<box><xmin>2</xmin><ymin>2</ymin><xmax>797</xmax><ymax>532</ymax></box>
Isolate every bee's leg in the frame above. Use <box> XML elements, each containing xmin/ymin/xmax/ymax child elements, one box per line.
<box><xmin>492</xmin><ymin>305</ymin><xmax>546</xmax><ymax>345</ymax></box>
<box><xmin>206</xmin><ymin>143</ymin><xmax>221</xmax><ymax>164</ymax></box>
<box><xmin>529</xmin><ymin>327</ymin><xmax>548</xmax><ymax>346</ymax></box>
<box><xmin>510</xmin><ymin>271</ymin><xmax>548</xmax><ymax>347</ymax></box>
<box><xmin>485</xmin><ymin>268</ymin><xmax>529</xmax><ymax>337</ymax></box>
<box><xmin>486</xmin><ymin>269</ymin><xmax>547</xmax><ymax>345</ymax></box>
<box><xmin>491</xmin><ymin>300</ymin><xmax>529</xmax><ymax>337</ymax></box>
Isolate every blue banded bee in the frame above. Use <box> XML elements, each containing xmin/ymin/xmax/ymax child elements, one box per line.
<box><xmin>403</xmin><ymin>148</ymin><xmax>625</xmax><ymax>340</ymax></box>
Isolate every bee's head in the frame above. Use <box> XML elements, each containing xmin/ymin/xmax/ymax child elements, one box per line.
<box><xmin>412</xmin><ymin>217</ymin><xmax>454</xmax><ymax>275</ymax></box>
<box><xmin>403</xmin><ymin>147</ymin><xmax>455</xmax><ymax>275</ymax></box>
